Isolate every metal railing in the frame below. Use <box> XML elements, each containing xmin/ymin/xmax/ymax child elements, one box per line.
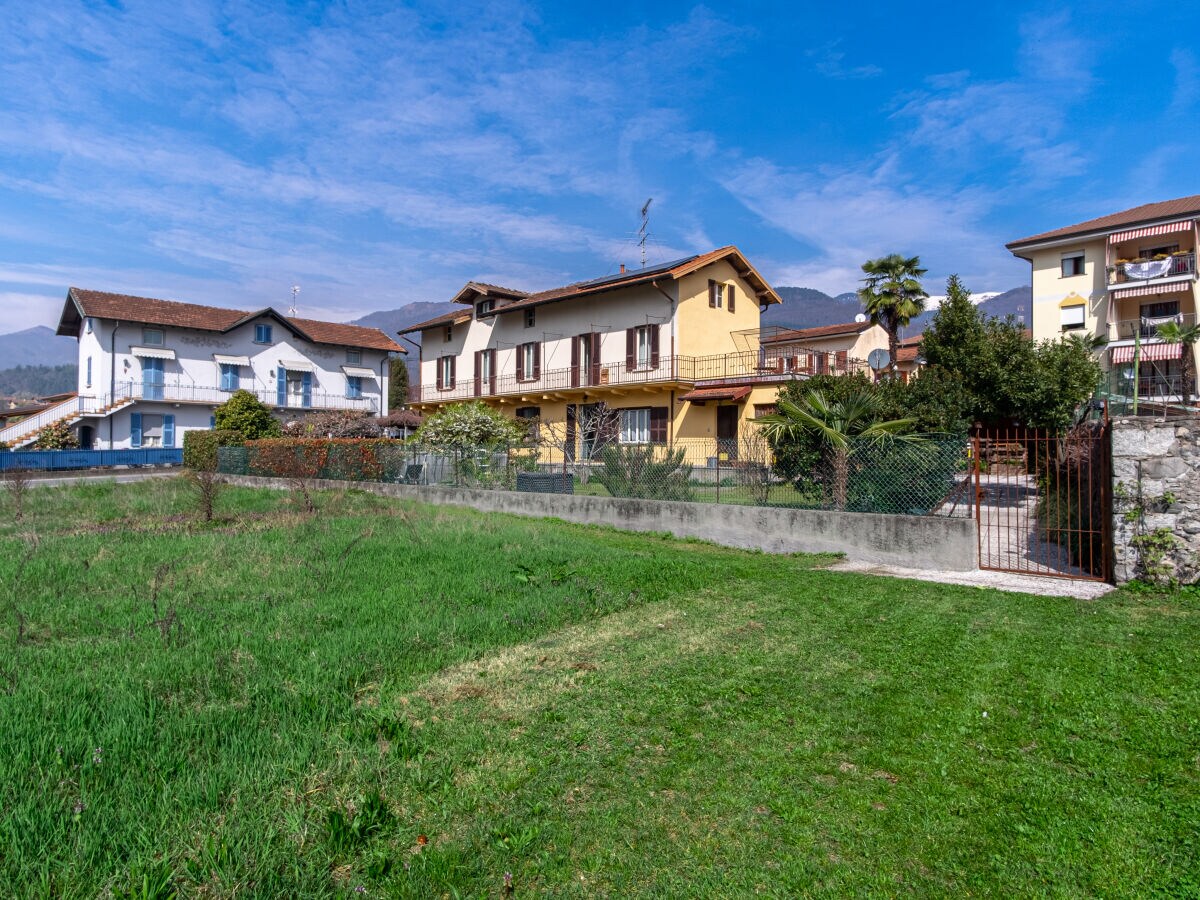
<box><xmin>0</xmin><ymin>448</ymin><xmax>183</xmax><ymax>472</ymax></box>
<box><xmin>1107</xmin><ymin>312</ymin><xmax>1197</xmax><ymax>342</ymax></box>
<box><xmin>1107</xmin><ymin>252</ymin><xmax>1196</xmax><ymax>285</ymax></box>
<box><xmin>117</xmin><ymin>380</ymin><xmax>377</xmax><ymax>413</ymax></box>
<box><xmin>407</xmin><ymin>350</ymin><xmax>869</xmax><ymax>404</ymax></box>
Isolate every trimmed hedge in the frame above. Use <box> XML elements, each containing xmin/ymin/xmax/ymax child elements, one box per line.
<box><xmin>243</xmin><ymin>438</ymin><xmax>407</xmax><ymax>482</ymax></box>
<box><xmin>183</xmin><ymin>429</ymin><xmax>246</xmax><ymax>471</ymax></box>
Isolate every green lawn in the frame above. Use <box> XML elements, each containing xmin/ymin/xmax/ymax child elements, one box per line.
<box><xmin>0</xmin><ymin>478</ymin><xmax>1197</xmax><ymax>897</ymax></box>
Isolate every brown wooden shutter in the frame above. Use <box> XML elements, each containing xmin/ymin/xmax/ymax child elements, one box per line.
<box><xmin>436</xmin><ymin>357</ymin><xmax>444</xmax><ymax>390</ymax></box>
<box><xmin>448</xmin><ymin>356</ymin><xmax>456</xmax><ymax>388</ymax></box>
<box><xmin>650</xmin><ymin>324</ymin><xmax>661</xmax><ymax>368</ymax></box>
<box><xmin>488</xmin><ymin>350</ymin><xmax>497</xmax><ymax>393</ymax></box>
<box><xmin>727</xmin><ymin>284</ymin><xmax>735</xmax><ymax>313</ymax></box>
<box><xmin>708</xmin><ymin>279</ymin><xmax>717</xmax><ymax>308</ymax></box>
<box><xmin>625</xmin><ymin>329</ymin><xmax>635</xmax><ymax>369</ymax></box>
<box><xmin>571</xmin><ymin>335</ymin><xmax>580</xmax><ymax>387</ymax></box>
<box><xmin>649</xmin><ymin>407</ymin><xmax>668</xmax><ymax>444</ymax></box>
<box><xmin>835</xmin><ymin>350</ymin><xmax>848</xmax><ymax>372</ymax></box>
<box><xmin>473</xmin><ymin>351</ymin><xmax>482</xmax><ymax>396</ymax></box>
<box><xmin>590</xmin><ymin>333</ymin><xmax>601</xmax><ymax>384</ymax></box>
<box><xmin>516</xmin><ymin>345</ymin><xmax>525</xmax><ymax>381</ymax></box>
<box><xmin>532</xmin><ymin>342</ymin><xmax>541</xmax><ymax>380</ymax></box>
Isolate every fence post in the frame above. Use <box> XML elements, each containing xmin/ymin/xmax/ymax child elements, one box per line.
<box><xmin>715</xmin><ymin>440</ymin><xmax>720</xmax><ymax>504</ymax></box>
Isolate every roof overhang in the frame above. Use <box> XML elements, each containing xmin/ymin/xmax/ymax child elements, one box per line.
<box><xmin>679</xmin><ymin>386</ymin><xmax>753</xmax><ymax>403</ymax></box>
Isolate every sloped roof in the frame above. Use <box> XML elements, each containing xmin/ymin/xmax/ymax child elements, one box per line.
<box><xmin>762</xmin><ymin>321</ymin><xmax>873</xmax><ymax>344</ymax></box>
<box><xmin>397</xmin><ymin>308</ymin><xmax>473</xmax><ymax>334</ymax></box>
<box><xmin>1007</xmin><ymin>194</ymin><xmax>1200</xmax><ymax>249</ymax></box>
<box><xmin>57</xmin><ymin>288</ymin><xmax>403</xmax><ymax>352</ymax></box>
<box><xmin>450</xmin><ymin>281</ymin><xmax>530</xmax><ymax>306</ymax></box>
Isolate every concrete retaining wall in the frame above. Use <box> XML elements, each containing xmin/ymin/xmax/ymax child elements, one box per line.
<box><xmin>219</xmin><ymin>474</ymin><xmax>979</xmax><ymax>571</ymax></box>
<box><xmin>1111</xmin><ymin>415</ymin><xmax>1200</xmax><ymax>583</ymax></box>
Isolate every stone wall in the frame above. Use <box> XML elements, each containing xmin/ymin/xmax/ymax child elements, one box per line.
<box><xmin>1111</xmin><ymin>415</ymin><xmax>1200</xmax><ymax>583</ymax></box>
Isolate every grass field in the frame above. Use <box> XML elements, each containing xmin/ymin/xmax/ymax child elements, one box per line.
<box><xmin>0</xmin><ymin>477</ymin><xmax>1197</xmax><ymax>897</ymax></box>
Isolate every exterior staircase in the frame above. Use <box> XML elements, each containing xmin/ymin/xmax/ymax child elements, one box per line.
<box><xmin>0</xmin><ymin>391</ymin><xmax>136</xmax><ymax>449</ymax></box>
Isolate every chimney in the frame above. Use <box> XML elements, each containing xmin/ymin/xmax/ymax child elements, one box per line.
<box><xmin>620</xmin><ymin>264</ymin><xmax>626</xmax><ymax>274</ymax></box>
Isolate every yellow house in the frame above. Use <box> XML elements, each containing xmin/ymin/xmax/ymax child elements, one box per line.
<box><xmin>402</xmin><ymin>246</ymin><xmax>822</xmax><ymax>460</ymax></box>
<box><xmin>1007</xmin><ymin>194</ymin><xmax>1200</xmax><ymax>405</ymax></box>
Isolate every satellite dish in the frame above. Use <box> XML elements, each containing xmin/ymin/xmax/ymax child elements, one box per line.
<box><xmin>854</xmin><ymin>313</ymin><xmax>867</xmax><ymax>323</ymax></box>
<box><xmin>867</xmin><ymin>348</ymin><xmax>891</xmax><ymax>370</ymax></box>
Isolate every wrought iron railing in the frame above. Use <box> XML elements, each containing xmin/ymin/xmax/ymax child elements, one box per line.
<box><xmin>1107</xmin><ymin>251</ymin><xmax>1195</xmax><ymax>285</ymax></box>
<box><xmin>1108</xmin><ymin>312</ymin><xmax>1197</xmax><ymax>341</ymax></box>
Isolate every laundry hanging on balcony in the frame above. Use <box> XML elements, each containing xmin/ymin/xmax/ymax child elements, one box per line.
<box><xmin>1122</xmin><ymin>259</ymin><xmax>1174</xmax><ymax>280</ymax></box>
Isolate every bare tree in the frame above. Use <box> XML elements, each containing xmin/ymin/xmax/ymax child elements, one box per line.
<box><xmin>737</xmin><ymin>423</ymin><xmax>776</xmax><ymax>506</ymax></box>
<box><xmin>538</xmin><ymin>402</ymin><xmax>619</xmax><ymax>487</ymax></box>
<box><xmin>185</xmin><ymin>468</ymin><xmax>222</xmax><ymax>522</ymax></box>
<box><xmin>2</xmin><ymin>467</ymin><xmax>32</xmax><ymax>523</ymax></box>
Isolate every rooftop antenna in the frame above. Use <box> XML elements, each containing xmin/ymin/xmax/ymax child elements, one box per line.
<box><xmin>638</xmin><ymin>198</ymin><xmax>653</xmax><ymax>269</ymax></box>
<box><xmin>289</xmin><ymin>284</ymin><xmax>300</xmax><ymax>317</ymax></box>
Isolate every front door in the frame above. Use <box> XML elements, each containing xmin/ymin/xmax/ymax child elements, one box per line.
<box><xmin>717</xmin><ymin>405</ymin><xmax>738</xmax><ymax>461</ymax></box>
<box><xmin>142</xmin><ymin>357</ymin><xmax>164</xmax><ymax>400</ymax></box>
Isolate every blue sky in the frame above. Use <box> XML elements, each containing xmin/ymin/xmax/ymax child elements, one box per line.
<box><xmin>1</xmin><ymin>0</ymin><xmax>1198</xmax><ymax>334</ymax></box>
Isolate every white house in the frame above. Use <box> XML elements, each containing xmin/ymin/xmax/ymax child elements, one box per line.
<box><xmin>0</xmin><ymin>288</ymin><xmax>403</xmax><ymax>450</ymax></box>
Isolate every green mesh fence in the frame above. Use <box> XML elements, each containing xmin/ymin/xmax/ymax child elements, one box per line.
<box><xmin>217</xmin><ymin>434</ymin><xmax>972</xmax><ymax>516</ymax></box>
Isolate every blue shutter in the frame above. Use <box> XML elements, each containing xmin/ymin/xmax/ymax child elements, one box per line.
<box><xmin>163</xmin><ymin>414</ymin><xmax>175</xmax><ymax>448</ymax></box>
<box><xmin>276</xmin><ymin>367</ymin><xmax>285</xmax><ymax>405</ymax></box>
<box><xmin>130</xmin><ymin>412</ymin><xmax>143</xmax><ymax>448</ymax></box>
<box><xmin>210</xmin><ymin>415</ymin><xmax>216</xmax><ymax>429</ymax></box>
<box><xmin>301</xmin><ymin>371</ymin><xmax>312</xmax><ymax>408</ymax></box>
<box><xmin>86</xmin><ymin>357</ymin><xmax>92</xmax><ymax>388</ymax></box>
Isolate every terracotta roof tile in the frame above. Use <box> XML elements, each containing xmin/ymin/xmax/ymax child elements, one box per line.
<box><xmin>763</xmin><ymin>321</ymin><xmax>872</xmax><ymax>343</ymax></box>
<box><xmin>397</xmin><ymin>308</ymin><xmax>473</xmax><ymax>334</ymax></box>
<box><xmin>1008</xmin><ymin>194</ymin><xmax>1200</xmax><ymax>248</ymax></box>
<box><xmin>62</xmin><ymin>288</ymin><xmax>402</xmax><ymax>352</ymax></box>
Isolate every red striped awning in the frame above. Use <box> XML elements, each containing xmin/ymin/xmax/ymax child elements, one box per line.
<box><xmin>679</xmin><ymin>386</ymin><xmax>753</xmax><ymax>403</ymax></box>
<box><xmin>1110</xmin><ymin>343</ymin><xmax>1183</xmax><ymax>364</ymax></box>
<box><xmin>1108</xmin><ymin>220</ymin><xmax>1193</xmax><ymax>243</ymax></box>
<box><xmin>1109</xmin><ymin>281</ymin><xmax>1192</xmax><ymax>298</ymax></box>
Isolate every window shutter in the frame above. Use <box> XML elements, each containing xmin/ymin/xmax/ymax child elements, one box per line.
<box><xmin>301</xmin><ymin>371</ymin><xmax>313</xmax><ymax>407</ymax></box>
<box><xmin>163</xmin><ymin>414</ymin><xmax>175</xmax><ymax>449</ymax></box>
<box><xmin>474</xmin><ymin>350</ymin><xmax>482</xmax><ymax>395</ymax></box>
<box><xmin>516</xmin><ymin>345</ymin><xmax>525</xmax><ymax>381</ymax></box>
<box><xmin>276</xmin><ymin>368</ymin><xmax>286</xmax><ymax>405</ymax></box>
<box><xmin>436</xmin><ymin>357</ymin><xmax>444</xmax><ymax>390</ymax></box>
<box><xmin>488</xmin><ymin>350</ymin><xmax>497</xmax><ymax>392</ymax></box>
<box><xmin>209</xmin><ymin>415</ymin><xmax>216</xmax><ymax>429</ymax></box>
<box><xmin>835</xmin><ymin>350</ymin><xmax>848</xmax><ymax>372</ymax></box>
<box><xmin>625</xmin><ymin>329</ymin><xmax>635</xmax><ymax>369</ymax></box>
<box><xmin>590</xmin><ymin>333</ymin><xmax>601</xmax><ymax>383</ymax></box>
<box><xmin>650</xmin><ymin>407</ymin><xmax>668</xmax><ymax>443</ymax></box>
<box><xmin>532</xmin><ymin>343</ymin><xmax>541</xmax><ymax>380</ymax></box>
<box><xmin>448</xmin><ymin>356</ymin><xmax>456</xmax><ymax>389</ymax></box>
<box><xmin>650</xmin><ymin>325</ymin><xmax>660</xmax><ymax>368</ymax></box>
<box><xmin>570</xmin><ymin>336</ymin><xmax>580</xmax><ymax>387</ymax></box>
<box><xmin>130</xmin><ymin>412</ymin><xmax>143</xmax><ymax>448</ymax></box>
<box><xmin>708</xmin><ymin>279</ymin><xmax>717</xmax><ymax>308</ymax></box>
<box><xmin>727</xmin><ymin>284</ymin><xmax>735</xmax><ymax>313</ymax></box>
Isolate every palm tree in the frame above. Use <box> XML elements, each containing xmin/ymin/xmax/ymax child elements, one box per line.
<box><xmin>858</xmin><ymin>254</ymin><xmax>928</xmax><ymax>376</ymax></box>
<box><xmin>758</xmin><ymin>387</ymin><xmax>921</xmax><ymax>509</ymax></box>
<box><xmin>1155</xmin><ymin>319</ymin><xmax>1200</xmax><ymax>406</ymax></box>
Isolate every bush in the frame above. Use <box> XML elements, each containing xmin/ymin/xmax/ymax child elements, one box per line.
<box><xmin>415</xmin><ymin>401</ymin><xmax>526</xmax><ymax>450</ymax></box>
<box><xmin>594</xmin><ymin>445</ymin><xmax>694</xmax><ymax>501</ymax></box>
<box><xmin>283</xmin><ymin>409</ymin><xmax>380</xmax><ymax>438</ymax></box>
<box><xmin>31</xmin><ymin>420</ymin><xmax>79</xmax><ymax>450</ymax></box>
<box><xmin>0</xmin><ymin>440</ymin><xmax>9</xmax><ymax>452</ymax></box>
<box><xmin>245</xmin><ymin>438</ymin><xmax>406</xmax><ymax>483</ymax></box>
<box><xmin>182</xmin><ymin>429</ymin><xmax>245</xmax><ymax>471</ymax></box>
<box><xmin>214</xmin><ymin>390</ymin><xmax>282</xmax><ymax>439</ymax></box>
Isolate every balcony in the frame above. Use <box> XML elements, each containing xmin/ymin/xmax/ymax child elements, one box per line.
<box><xmin>1107</xmin><ymin>252</ymin><xmax>1196</xmax><ymax>287</ymax></box>
<box><xmin>101</xmin><ymin>380</ymin><xmax>378</xmax><ymax>413</ymax></box>
<box><xmin>1107</xmin><ymin>312</ymin><xmax>1197</xmax><ymax>344</ymax></box>
<box><xmin>406</xmin><ymin>350</ymin><xmax>867</xmax><ymax>405</ymax></box>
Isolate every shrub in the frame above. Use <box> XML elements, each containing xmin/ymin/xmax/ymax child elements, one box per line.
<box><xmin>594</xmin><ymin>445</ymin><xmax>694</xmax><ymax>501</ymax></box>
<box><xmin>415</xmin><ymin>401</ymin><xmax>526</xmax><ymax>450</ymax></box>
<box><xmin>0</xmin><ymin>440</ymin><xmax>9</xmax><ymax>452</ymax></box>
<box><xmin>31</xmin><ymin>420</ymin><xmax>79</xmax><ymax>450</ymax></box>
<box><xmin>214</xmin><ymin>390</ymin><xmax>282</xmax><ymax>439</ymax></box>
<box><xmin>282</xmin><ymin>409</ymin><xmax>380</xmax><ymax>438</ymax></box>
<box><xmin>182</xmin><ymin>429</ymin><xmax>245</xmax><ymax>471</ymax></box>
<box><xmin>245</xmin><ymin>438</ymin><xmax>406</xmax><ymax>483</ymax></box>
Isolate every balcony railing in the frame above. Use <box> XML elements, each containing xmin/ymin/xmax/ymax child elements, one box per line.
<box><xmin>111</xmin><ymin>381</ymin><xmax>377</xmax><ymax>412</ymax></box>
<box><xmin>1108</xmin><ymin>312</ymin><xmax>1197</xmax><ymax>342</ymax></box>
<box><xmin>1107</xmin><ymin>252</ymin><xmax>1196</xmax><ymax>286</ymax></box>
<box><xmin>406</xmin><ymin>350</ymin><xmax>868</xmax><ymax>405</ymax></box>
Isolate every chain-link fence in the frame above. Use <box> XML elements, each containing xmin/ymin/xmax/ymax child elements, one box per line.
<box><xmin>217</xmin><ymin>431</ymin><xmax>971</xmax><ymax>517</ymax></box>
<box><xmin>1099</xmin><ymin>365</ymin><xmax>1197</xmax><ymax>418</ymax></box>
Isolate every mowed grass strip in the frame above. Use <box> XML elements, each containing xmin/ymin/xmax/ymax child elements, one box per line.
<box><xmin>0</xmin><ymin>478</ymin><xmax>1196</xmax><ymax>897</ymax></box>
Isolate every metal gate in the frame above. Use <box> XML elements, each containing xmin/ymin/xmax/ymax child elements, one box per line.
<box><xmin>972</xmin><ymin>421</ymin><xmax>1112</xmax><ymax>581</ymax></box>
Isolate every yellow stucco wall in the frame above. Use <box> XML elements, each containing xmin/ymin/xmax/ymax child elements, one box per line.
<box><xmin>1024</xmin><ymin>239</ymin><xmax>1108</xmax><ymax>344</ymax></box>
<box><xmin>676</xmin><ymin>258</ymin><xmax>766</xmax><ymax>357</ymax></box>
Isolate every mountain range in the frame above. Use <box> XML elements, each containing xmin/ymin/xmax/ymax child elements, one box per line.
<box><xmin>0</xmin><ymin>286</ymin><xmax>1032</xmax><ymax>397</ymax></box>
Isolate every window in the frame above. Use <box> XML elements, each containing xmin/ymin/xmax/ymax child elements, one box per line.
<box><xmin>620</xmin><ymin>408</ymin><xmax>650</xmax><ymax>444</ymax></box>
<box><xmin>85</xmin><ymin>356</ymin><xmax>92</xmax><ymax>388</ymax></box>
<box><xmin>346</xmin><ymin>348</ymin><xmax>362</xmax><ymax>365</ymax></box>
<box><xmin>524</xmin><ymin>307</ymin><xmax>536</xmax><ymax>328</ymax></box>
<box><xmin>219</xmin><ymin>363</ymin><xmax>239</xmax><ymax>391</ymax></box>
<box><xmin>636</xmin><ymin>326</ymin><xmax>651</xmax><ymax>368</ymax></box>
<box><xmin>1061</xmin><ymin>252</ymin><xmax>1085</xmax><ymax>277</ymax></box>
<box><xmin>708</xmin><ymin>280</ymin><xmax>724</xmax><ymax>308</ymax></box>
<box><xmin>515</xmin><ymin>406</ymin><xmax>540</xmax><ymax>420</ymax></box>
<box><xmin>130</xmin><ymin>412</ymin><xmax>174</xmax><ymax>449</ymax></box>
<box><xmin>754</xmin><ymin>403</ymin><xmax>777</xmax><ymax>419</ymax></box>
<box><xmin>1061</xmin><ymin>304</ymin><xmax>1086</xmax><ymax>330</ymax></box>
<box><xmin>255</xmin><ymin>323</ymin><xmax>273</xmax><ymax>344</ymax></box>
<box><xmin>140</xmin><ymin>414</ymin><xmax>164</xmax><ymax>447</ymax></box>
<box><xmin>1140</xmin><ymin>243</ymin><xmax>1179</xmax><ymax>259</ymax></box>
<box><xmin>477</xmin><ymin>298</ymin><xmax>495</xmax><ymax>317</ymax></box>
<box><xmin>625</xmin><ymin>324</ymin><xmax>659</xmax><ymax>370</ymax></box>
<box><xmin>517</xmin><ymin>342</ymin><xmax>540</xmax><ymax>381</ymax></box>
<box><xmin>85</xmin><ymin>317</ymin><xmax>93</xmax><ymax>335</ymax></box>
<box><xmin>1142</xmin><ymin>300</ymin><xmax>1180</xmax><ymax>319</ymax></box>
<box><xmin>142</xmin><ymin>327</ymin><xmax>164</xmax><ymax>346</ymax></box>
<box><xmin>437</xmin><ymin>355</ymin><xmax>456</xmax><ymax>390</ymax></box>
<box><xmin>346</xmin><ymin>375</ymin><xmax>363</xmax><ymax>399</ymax></box>
<box><xmin>444</xmin><ymin>324</ymin><xmax>453</xmax><ymax>342</ymax></box>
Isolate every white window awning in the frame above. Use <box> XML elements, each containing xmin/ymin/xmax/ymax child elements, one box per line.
<box><xmin>342</xmin><ymin>365</ymin><xmax>377</xmax><ymax>378</ymax></box>
<box><xmin>131</xmin><ymin>346</ymin><xmax>176</xmax><ymax>360</ymax></box>
<box><xmin>279</xmin><ymin>359</ymin><xmax>315</xmax><ymax>372</ymax></box>
<box><xmin>214</xmin><ymin>354</ymin><xmax>250</xmax><ymax>366</ymax></box>
<box><xmin>1108</xmin><ymin>220</ymin><xmax>1193</xmax><ymax>243</ymax></box>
